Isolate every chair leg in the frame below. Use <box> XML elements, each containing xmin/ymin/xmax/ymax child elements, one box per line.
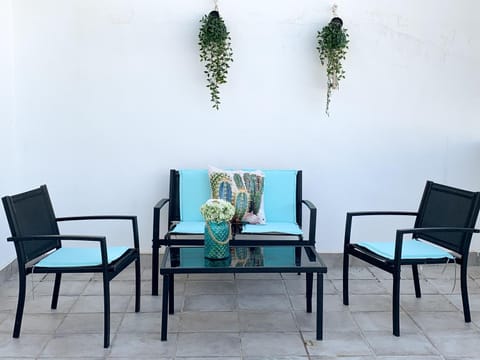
<box><xmin>51</xmin><ymin>273</ymin><xmax>62</xmax><ymax>309</ymax></box>
<box><xmin>392</xmin><ymin>272</ymin><xmax>401</xmax><ymax>336</ymax></box>
<box><xmin>152</xmin><ymin>239</ymin><xmax>160</xmax><ymax>296</ymax></box>
<box><xmin>102</xmin><ymin>274</ymin><xmax>111</xmax><ymax>348</ymax></box>
<box><xmin>13</xmin><ymin>272</ymin><xmax>27</xmax><ymax>338</ymax></box>
<box><xmin>460</xmin><ymin>262</ymin><xmax>471</xmax><ymax>323</ymax></box>
<box><xmin>411</xmin><ymin>264</ymin><xmax>421</xmax><ymax>298</ymax></box>
<box><xmin>134</xmin><ymin>256</ymin><xmax>141</xmax><ymax>312</ymax></box>
<box><xmin>343</xmin><ymin>251</ymin><xmax>349</xmax><ymax>305</ymax></box>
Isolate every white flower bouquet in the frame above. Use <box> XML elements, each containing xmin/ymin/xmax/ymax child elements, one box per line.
<box><xmin>200</xmin><ymin>199</ymin><xmax>235</xmax><ymax>223</ymax></box>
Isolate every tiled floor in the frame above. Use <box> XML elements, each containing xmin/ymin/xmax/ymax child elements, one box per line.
<box><xmin>1</xmin><ymin>254</ymin><xmax>480</xmax><ymax>359</ymax></box>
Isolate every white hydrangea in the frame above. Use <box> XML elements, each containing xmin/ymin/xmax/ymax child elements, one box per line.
<box><xmin>200</xmin><ymin>199</ymin><xmax>235</xmax><ymax>223</ymax></box>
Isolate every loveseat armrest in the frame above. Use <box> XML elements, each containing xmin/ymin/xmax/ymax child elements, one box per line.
<box><xmin>302</xmin><ymin>200</ymin><xmax>317</xmax><ymax>245</ymax></box>
<box><xmin>153</xmin><ymin>198</ymin><xmax>170</xmax><ymax>242</ymax></box>
<box><xmin>152</xmin><ymin>198</ymin><xmax>170</xmax><ymax>296</ymax></box>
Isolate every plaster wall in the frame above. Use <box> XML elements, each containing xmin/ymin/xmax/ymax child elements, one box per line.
<box><xmin>1</xmin><ymin>1</ymin><xmax>479</xmax><ymax>267</ymax></box>
<box><xmin>0</xmin><ymin>0</ymin><xmax>17</xmax><ymax>269</ymax></box>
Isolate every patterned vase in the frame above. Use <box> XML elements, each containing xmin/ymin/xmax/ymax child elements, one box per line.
<box><xmin>204</xmin><ymin>221</ymin><xmax>231</xmax><ymax>260</ymax></box>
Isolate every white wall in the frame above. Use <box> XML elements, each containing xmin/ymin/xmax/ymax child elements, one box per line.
<box><xmin>0</xmin><ymin>0</ymin><xmax>18</xmax><ymax>269</ymax></box>
<box><xmin>1</xmin><ymin>0</ymin><xmax>479</xmax><ymax>266</ymax></box>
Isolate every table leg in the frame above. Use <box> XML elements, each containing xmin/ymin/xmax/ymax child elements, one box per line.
<box><xmin>316</xmin><ymin>272</ymin><xmax>323</xmax><ymax>340</ymax></box>
<box><xmin>169</xmin><ymin>274</ymin><xmax>174</xmax><ymax>314</ymax></box>
<box><xmin>161</xmin><ymin>274</ymin><xmax>170</xmax><ymax>341</ymax></box>
<box><xmin>306</xmin><ymin>272</ymin><xmax>313</xmax><ymax>313</ymax></box>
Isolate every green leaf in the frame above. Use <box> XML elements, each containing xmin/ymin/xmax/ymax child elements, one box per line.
<box><xmin>316</xmin><ymin>21</ymin><xmax>349</xmax><ymax>115</ymax></box>
<box><xmin>199</xmin><ymin>11</ymin><xmax>233</xmax><ymax>110</ymax></box>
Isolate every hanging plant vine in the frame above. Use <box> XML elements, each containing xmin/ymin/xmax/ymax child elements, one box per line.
<box><xmin>317</xmin><ymin>16</ymin><xmax>349</xmax><ymax>116</ymax></box>
<box><xmin>199</xmin><ymin>10</ymin><xmax>233</xmax><ymax>110</ymax></box>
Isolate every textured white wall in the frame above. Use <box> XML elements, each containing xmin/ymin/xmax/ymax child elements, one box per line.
<box><xmin>1</xmin><ymin>0</ymin><xmax>479</xmax><ymax>267</ymax></box>
<box><xmin>0</xmin><ymin>0</ymin><xmax>17</xmax><ymax>269</ymax></box>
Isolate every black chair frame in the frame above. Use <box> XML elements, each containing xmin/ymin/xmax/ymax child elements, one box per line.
<box><xmin>343</xmin><ymin>181</ymin><xmax>480</xmax><ymax>336</ymax></box>
<box><xmin>2</xmin><ymin>186</ymin><xmax>141</xmax><ymax>348</ymax></box>
<box><xmin>151</xmin><ymin>169</ymin><xmax>317</xmax><ymax>295</ymax></box>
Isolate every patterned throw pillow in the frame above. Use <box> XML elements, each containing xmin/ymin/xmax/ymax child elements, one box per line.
<box><xmin>208</xmin><ymin>166</ymin><xmax>266</xmax><ymax>224</ymax></box>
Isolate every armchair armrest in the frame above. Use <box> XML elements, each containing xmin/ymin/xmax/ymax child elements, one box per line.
<box><xmin>8</xmin><ymin>234</ymin><xmax>106</xmax><ymax>243</ymax></box>
<box><xmin>347</xmin><ymin>211</ymin><xmax>418</xmax><ymax>218</ymax></box>
<box><xmin>57</xmin><ymin>215</ymin><xmax>137</xmax><ymax>221</ymax></box>
<box><xmin>302</xmin><ymin>200</ymin><xmax>317</xmax><ymax>245</ymax></box>
<box><xmin>344</xmin><ymin>211</ymin><xmax>418</xmax><ymax>247</ymax></box>
<box><xmin>56</xmin><ymin>215</ymin><xmax>139</xmax><ymax>250</ymax></box>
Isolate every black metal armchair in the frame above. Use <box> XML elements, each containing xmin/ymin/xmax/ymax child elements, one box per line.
<box><xmin>2</xmin><ymin>185</ymin><xmax>141</xmax><ymax>348</ymax></box>
<box><xmin>343</xmin><ymin>181</ymin><xmax>480</xmax><ymax>336</ymax></box>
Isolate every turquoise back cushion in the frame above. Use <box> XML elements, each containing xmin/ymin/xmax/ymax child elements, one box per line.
<box><xmin>180</xmin><ymin>169</ymin><xmax>210</xmax><ymax>222</ymax></box>
<box><xmin>262</xmin><ymin>170</ymin><xmax>297</xmax><ymax>223</ymax></box>
<box><xmin>179</xmin><ymin>169</ymin><xmax>298</xmax><ymax>223</ymax></box>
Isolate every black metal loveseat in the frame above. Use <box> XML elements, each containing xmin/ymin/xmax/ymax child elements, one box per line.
<box><xmin>151</xmin><ymin>168</ymin><xmax>317</xmax><ymax>295</ymax></box>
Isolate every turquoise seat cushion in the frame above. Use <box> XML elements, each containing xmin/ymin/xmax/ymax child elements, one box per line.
<box><xmin>357</xmin><ymin>240</ymin><xmax>454</xmax><ymax>260</ymax></box>
<box><xmin>171</xmin><ymin>221</ymin><xmax>205</xmax><ymax>234</ymax></box>
<box><xmin>242</xmin><ymin>222</ymin><xmax>302</xmax><ymax>235</ymax></box>
<box><xmin>36</xmin><ymin>246</ymin><xmax>129</xmax><ymax>268</ymax></box>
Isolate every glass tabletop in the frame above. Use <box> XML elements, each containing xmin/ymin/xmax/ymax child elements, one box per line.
<box><xmin>160</xmin><ymin>246</ymin><xmax>327</xmax><ymax>274</ymax></box>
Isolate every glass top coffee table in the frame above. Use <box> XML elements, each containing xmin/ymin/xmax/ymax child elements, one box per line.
<box><xmin>160</xmin><ymin>245</ymin><xmax>327</xmax><ymax>341</ymax></box>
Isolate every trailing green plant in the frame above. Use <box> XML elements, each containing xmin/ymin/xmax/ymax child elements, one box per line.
<box><xmin>317</xmin><ymin>17</ymin><xmax>349</xmax><ymax>116</ymax></box>
<box><xmin>199</xmin><ymin>11</ymin><xmax>233</xmax><ymax>110</ymax></box>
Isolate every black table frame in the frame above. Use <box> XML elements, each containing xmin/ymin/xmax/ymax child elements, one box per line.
<box><xmin>159</xmin><ymin>245</ymin><xmax>327</xmax><ymax>341</ymax></box>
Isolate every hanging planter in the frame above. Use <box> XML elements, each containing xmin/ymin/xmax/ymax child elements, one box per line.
<box><xmin>317</xmin><ymin>15</ymin><xmax>349</xmax><ymax>116</ymax></box>
<box><xmin>198</xmin><ymin>10</ymin><xmax>233</xmax><ymax>110</ymax></box>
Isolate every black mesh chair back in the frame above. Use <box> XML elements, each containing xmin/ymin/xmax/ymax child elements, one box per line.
<box><xmin>414</xmin><ymin>181</ymin><xmax>480</xmax><ymax>255</ymax></box>
<box><xmin>2</xmin><ymin>184</ymin><xmax>141</xmax><ymax>348</ymax></box>
<box><xmin>343</xmin><ymin>180</ymin><xmax>480</xmax><ymax>337</ymax></box>
<box><xmin>2</xmin><ymin>185</ymin><xmax>60</xmax><ymax>263</ymax></box>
